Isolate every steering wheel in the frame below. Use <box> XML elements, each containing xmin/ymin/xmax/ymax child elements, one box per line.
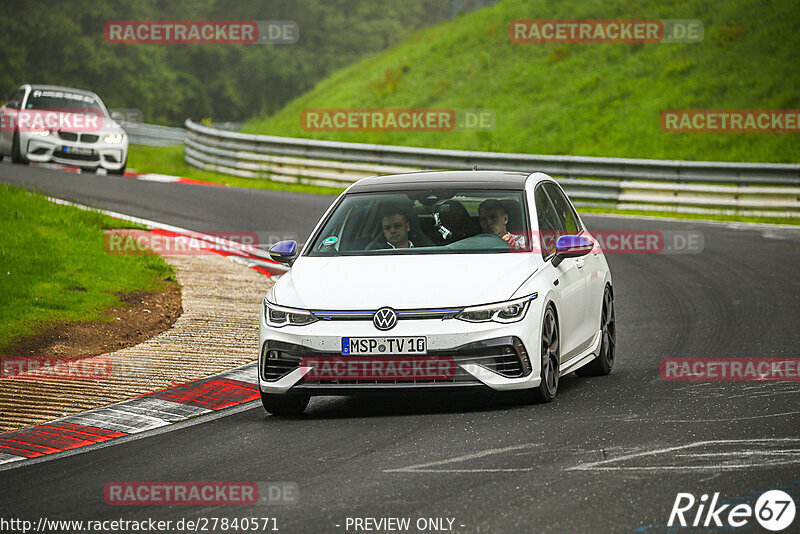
<box><xmin>445</xmin><ymin>233</ymin><xmax>510</xmax><ymax>250</ymax></box>
<box><xmin>475</xmin><ymin>233</ymin><xmax>509</xmax><ymax>244</ymax></box>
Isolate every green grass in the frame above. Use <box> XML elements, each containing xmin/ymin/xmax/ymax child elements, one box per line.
<box><xmin>244</xmin><ymin>0</ymin><xmax>799</xmax><ymax>164</ymax></box>
<box><xmin>0</xmin><ymin>184</ymin><xmax>176</xmax><ymax>353</ymax></box>
<box><xmin>128</xmin><ymin>145</ymin><xmax>345</xmax><ymax>196</ymax></box>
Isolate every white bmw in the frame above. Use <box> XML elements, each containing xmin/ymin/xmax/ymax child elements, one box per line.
<box><xmin>259</xmin><ymin>171</ymin><xmax>615</xmax><ymax>415</ymax></box>
<box><xmin>0</xmin><ymin>84</ymin><xmax>128</xmax><ymax>174</ymax></box>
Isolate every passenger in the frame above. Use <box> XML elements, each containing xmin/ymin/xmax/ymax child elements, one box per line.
<box><xmin>478</xmin><ymin>199</ymin><xmax>526</xmax><ymax>249</ymax></box>
<box><xmin>376</xmin><ymin>207</ymin><xmax>414</xmax><ymax>249</ymax></box>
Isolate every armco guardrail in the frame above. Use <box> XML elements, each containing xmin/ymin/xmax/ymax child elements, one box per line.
<box><xmin>184</xmin><ymin>119</ymin><xmax>800</xmax><ymax>218</ymax></box>
<box><xmin>123</xmin><ymin>122</ymin><xmax>186</xmax><ymax>146</ymax></box>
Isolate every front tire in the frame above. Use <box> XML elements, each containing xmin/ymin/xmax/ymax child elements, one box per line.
<box><xmin>11</xmin><ymin>132</ymin><xmax>27</xmax><ymax>164</ymax></box>
<box><xmin>576</xmin><ymin>285</ymin><xmax>615</xmax><ymax>377</ymax></box>
<box><xmin>518</xmin><ymin>305</ymin><xmax>560</xmax><ymax>404</ymax></box>
<box><xmin>108</xmin><ymin>158</ymin><xmax>127</xmax><ymax>175</ymax></box>
<box><xmin>260</xmin><ymin>391</ymin><xmax>309</xmax><ymax>416</ymax></box>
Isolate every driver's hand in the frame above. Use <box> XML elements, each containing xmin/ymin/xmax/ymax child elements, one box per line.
<box><xmin>502</xmin><ymin>233</ymin><xmax>522</xmax><ymax>248</ymax></box>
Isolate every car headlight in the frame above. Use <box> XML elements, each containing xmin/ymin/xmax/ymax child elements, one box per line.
<box><xmin>263</xmin><ymin>298</ymin><xmax>318</xmax><ymax>327</ymax></box>
<box><xmin>30</xmin><ymin>129</ymin><xmax>50</xmax><ymax>136</ymax></box>
<box><xmin>456</xmin><ymin>293</ymin><xmax>537</xmax><ymax>324</ymax></box>
<box><xmin>103</xmin><ymin>133</ymin><xmax>124</xmax><ymax>144</ymax></box>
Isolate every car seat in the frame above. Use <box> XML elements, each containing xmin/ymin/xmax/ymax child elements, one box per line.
<box><xmin>499</xmin><ymin>199</ymin><xmax>523</xmax><ymax>233</ymax></box>
<box><xmin>432</xmin><ymin>200</ymin><xmax>475</xmax><ymax>245</ymax></box>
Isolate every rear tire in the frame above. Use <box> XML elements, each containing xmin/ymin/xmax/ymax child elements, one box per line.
<box><xmin>518</xmin><ymin>305</ymin><xmax>560</xmax><ymax>404</ymax></box>
<box><xmin>11</xmin><ymin>132</ymin><xmax>27</xmax><ymax>164</ymax></box>
<box><xmin>260</xmin><ymin>391</ymin><xmax>309</xmax><ymax>416</ymax></box>
<box><xmin>576</xmin><ymin>286</ymin><xmax>615</xmax><ymax>377</ymax></box>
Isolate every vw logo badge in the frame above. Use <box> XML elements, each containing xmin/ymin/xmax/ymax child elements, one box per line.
<box><xmin>373</xmin><ymin>307</ymin><xmax>397</xmax><ymax>331</ymax></box>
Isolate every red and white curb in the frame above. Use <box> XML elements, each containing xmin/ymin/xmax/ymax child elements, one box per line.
<box><xmin>31</xmin><ymin>162</ymin><xmax>227</xmax><ymax>187</ymax></box>
<box><xmin>31</xmin><ymin>163</ymin><xmax>291</xmax><ymax>276</ymax></box>
<box><xmin>128</xmin><ymin>171</ymin><xmax>228</xmax><ymax>187</ymax></box>
<box><xmin>0</xmin><ymin>170</ymin><xmax>281</xmax><ymax>467</ymax></box>
<box><xmin>0</xmin><ymin>198</ymin><xmax>281</xmax><ymax>467</ymax></box>
<box><xmin>49</xmin><ymin>197</ymin><xmax>289</xmax><ymax>278</ymax></box>
<box><xmin>0</xmin><ymin>362</ymin><xmax>260</xmax><ymax>466</ymax></box>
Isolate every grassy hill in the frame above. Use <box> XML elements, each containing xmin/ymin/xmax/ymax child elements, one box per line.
<box><xmin>244</xmin><ymin>0</ymin><xmax>799</xmax><ymax>163</ymax></box>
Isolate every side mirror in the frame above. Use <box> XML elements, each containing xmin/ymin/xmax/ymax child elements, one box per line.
<box><xmin>269</xmin><ymin>240</ymin><xmax>298</xmax><ymax>265</ymax></box>
<box><xmin>552</xmin><ymin>235</ymin><xmax>593</xmax><ymax>267</ymax></box>
<box><xmin>110</xmin><ymin>111</ymin><xmax>125</xmax><ymax>123</ymax></box>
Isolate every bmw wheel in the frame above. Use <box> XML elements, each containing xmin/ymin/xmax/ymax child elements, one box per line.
<box><xmin>577</xmin><ymin>285</ymin><xmax>615</xmax><ymax>377</ymax></box>
<box><xmin>108</xmin><ymin>158</ymin><xmax>127</xmax><ymax>175</ymax></box>
<box><xmin>11</xmin><ymin>132</ymin><xmax>28</xmax><ymax>164</ymax></box>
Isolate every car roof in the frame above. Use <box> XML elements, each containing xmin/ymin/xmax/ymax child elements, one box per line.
<box><xmin>24</xmin><ymin>85</ymin><xmax>100</xmax><ymax>98</ymax></box>
<box><xmin>348</xmin><ymin>170</ymin><xmax>534</xmax><ymax>192</ymax></box>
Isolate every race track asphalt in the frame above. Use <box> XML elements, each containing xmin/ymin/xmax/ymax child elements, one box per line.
<box><xmin>1</xmin><ymin>161</ymin><xmax>799</xmax><ymax>533</ymax></box>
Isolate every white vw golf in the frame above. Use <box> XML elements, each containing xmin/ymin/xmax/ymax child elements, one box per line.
<box><xmin>259</xmin><ymin>171</ymin><xmax>615</xmax><ymax>415</ymax></box>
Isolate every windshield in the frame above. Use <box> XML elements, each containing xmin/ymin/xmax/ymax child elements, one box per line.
<box><xmin>25</xmin><ymin>89</ymin><xmax>105</xmax><ymax>116</ymax></box>
<box><xmin>306</xmin><ymin>189</ymin><xmax>531</xmax><ymax>256</ymax></box>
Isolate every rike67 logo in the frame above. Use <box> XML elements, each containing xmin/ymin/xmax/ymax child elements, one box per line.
<box><xmin>669</xmin><ymin>490</ymin><xmax>796</xmax><ymax>531</ymax></box>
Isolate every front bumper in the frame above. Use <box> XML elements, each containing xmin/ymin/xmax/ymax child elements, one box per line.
<box><xmin>22</xmin><ymin>133</ymin><xmax>128</xmax><ymax>171</ymax></box>
<box><xmin>258</xmin><ymin>311</ymin><xmax>543</xmax><ymax>395</ymax></box>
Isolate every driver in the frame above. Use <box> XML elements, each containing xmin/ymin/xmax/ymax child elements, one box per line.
<box><xmin>376</xmin><ymin>207</ymin><xmax>414</xmax><ymax>249</ymax></box>
<box><xmin>478</xmin><ymin>199</ymin><xmax>526</xmax><ymax>249</ymax></box>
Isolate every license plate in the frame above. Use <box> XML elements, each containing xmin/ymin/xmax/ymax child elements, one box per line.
<box><xmin>342</xmin><ymin>337</ymin><xmax>427</xmax><ymax>355</ymax></box>
<box><xmin>62</xmin><ymin>146</ymin><xmax>93</xmax><ymax>155</ymax></box>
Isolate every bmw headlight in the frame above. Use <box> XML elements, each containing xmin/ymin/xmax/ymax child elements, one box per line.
<box><xmin>456</xmin><ymin>293</ymin><xmax>537</xmax><ymax>324</ymax></box>
<box><xmin>103</xmin><ymin>133</ymin><xmax>124</xmax><ymax>144</ymax></box>
<box><xmin>263</xmin><ymin>298</ymin><xmax>317</xmax><ymax>327</ymax></box>
<box><xmin>30</xmin><ymin>129</ymin><xmax>50</xmax><ymax>136</ymax></box>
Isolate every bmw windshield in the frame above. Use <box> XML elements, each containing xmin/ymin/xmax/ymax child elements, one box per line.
<box><xmin>306</xmin><ymin>189</ymin><xmax>531</xmax><ymax>256</ymax></box>
<box><xmin>25</xmin><ymin>90</ymin><xmax>106</xmax><ymax>116</ymax></box>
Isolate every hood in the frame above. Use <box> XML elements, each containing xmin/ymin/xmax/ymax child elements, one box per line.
<box><xmin>272</xmin><ymin>254</ymin><xmax>540</xmax><ymax>309</ymax></box>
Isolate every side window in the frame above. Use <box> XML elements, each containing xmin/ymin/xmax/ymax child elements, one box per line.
<box><xmin>534</xmin><ymin>186</ymin><xmax>561</xmax><ymax>258</ymax></box>
<box><xmin>5</xmin><ymin>89</ymin><xmax>25</xmax><ymax>109</ymax></box>
<box><xmin>543</xmin><ymin>182</ymin><xmax>581</xmax><ymax>234</ymax></box>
